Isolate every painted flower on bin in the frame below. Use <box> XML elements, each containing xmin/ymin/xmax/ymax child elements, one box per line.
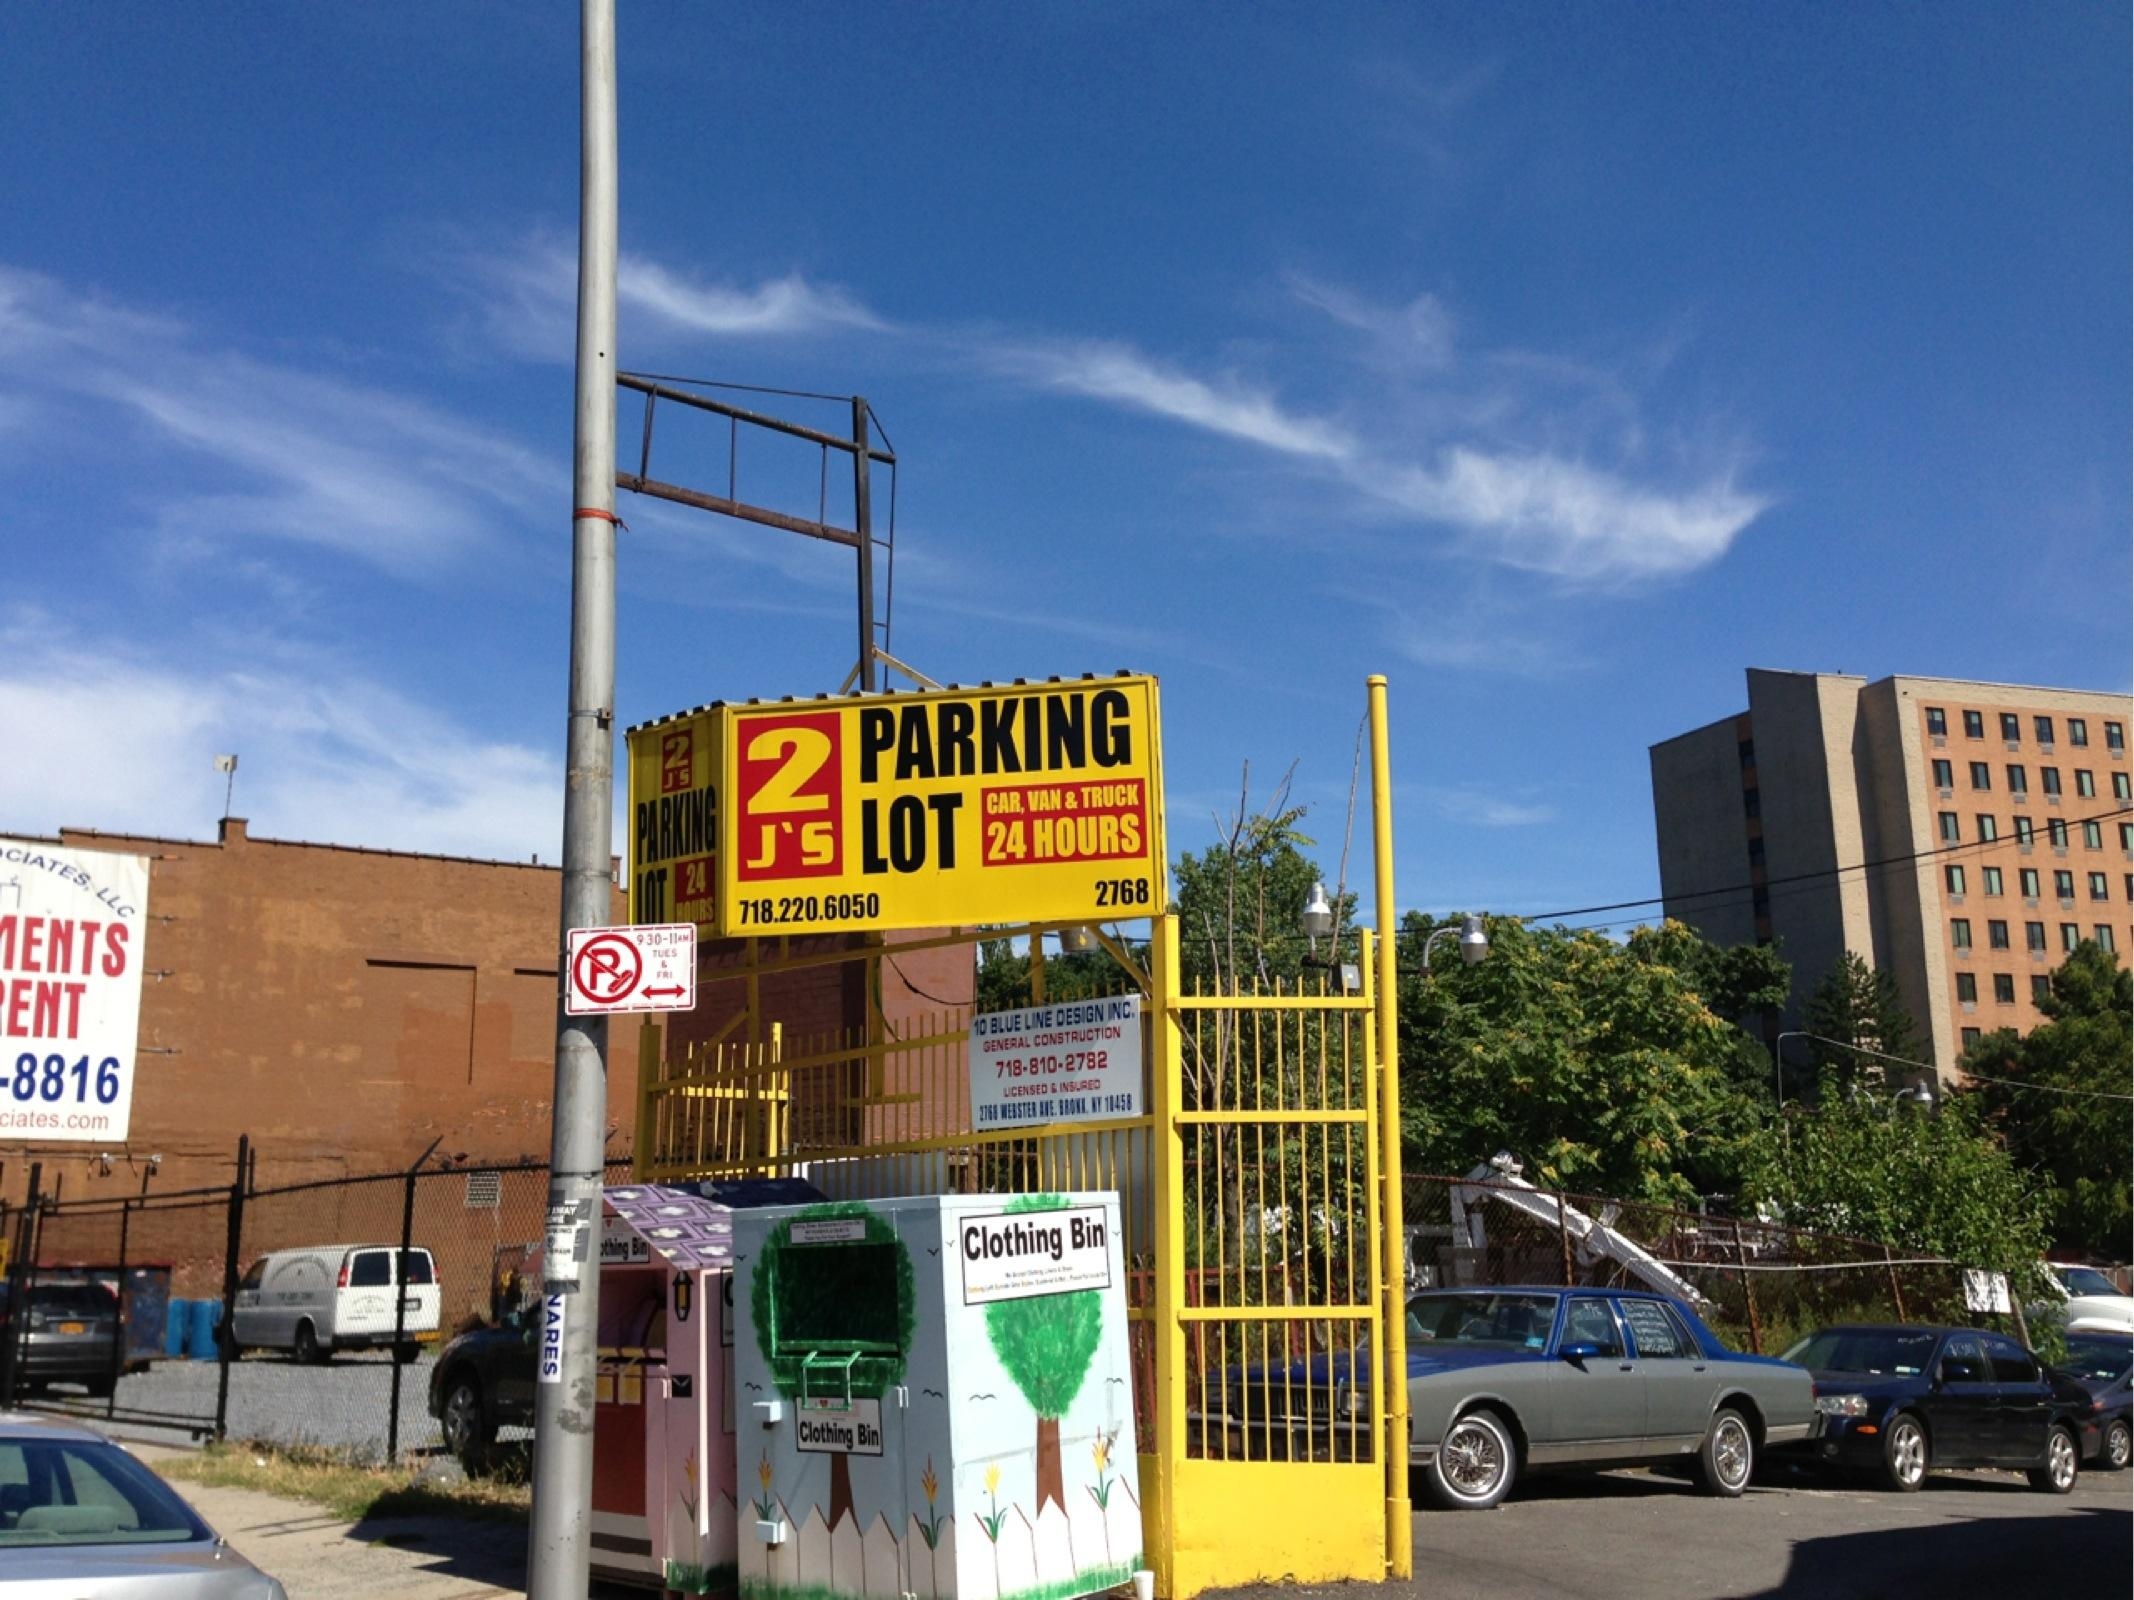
<box><xmin>917</xmin><ymin>1456</ymin><xmax>946</xmax><ymax>1551</ymax></box>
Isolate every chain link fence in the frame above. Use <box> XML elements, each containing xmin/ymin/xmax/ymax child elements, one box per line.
<box><xmin>1</xmin><ymin>1144</ymin><xmax>628</xmax><ymax>1462</ymax></box>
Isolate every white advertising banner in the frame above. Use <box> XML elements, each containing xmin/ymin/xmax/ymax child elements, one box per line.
<box><xmin>967</xmin><ymin>995</ymin><xmax>1143</xmax><ymax>1131</ymax></box>
<box><xmin>0</xmin><ymin>839</ymin><xmax>149</xmax><ymax>1144</ymax></box>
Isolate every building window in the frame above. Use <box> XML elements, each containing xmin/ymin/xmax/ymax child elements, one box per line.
<box><xmin>2031</xmin><ymin>974</ymin><xmax>2052</xmax><ymax>1003</ymax></box>
<box><xmin>2006</xmin><ymin>763</ymin><xmax>2027</xmax><ymax>794</ymax></box>
<box><xmin>1945</xmin><ymin>864</ymin><xmax>1966</xmax><ymax>896</ymax></box>
<box><xmin>2035</xmin><ymin>715</ymin><xmax>2055</xmax><ymax>744</ymax></box>
<box><xmin>2025</xmin><ymin>920</ymin><xmax>2046</xmax><ymax>951</ymax></box>
<box><xmin>2121</xmin><ymin>823</ymin><xmax>2133</xmax><ymax>852</ymax></box>
<box><xmin>2076</xmin><ymin>769</ymin><xmax>2096</xmax><ymax>798</ymax></box>
<box><xmin>2069</xmin><ymin>717</ymin><xmax>2089</xmax><ymax>746</ymax></box>
<box><xmin>1977</xmin><ymin>814</ymin><xmax>1998</xmax><ymax>843</ymax></box>
<box><xmin>1738</xmin><ymin>738</ymin><xmax>1755</xmax><ymax>768</ymax></box>
<box><xmin>1955</xmin><ymin>972</ymin><xmax>1977</xmax><ymax>1003</ymax></box>
<box><xmin>2126</xmin><ymin>873</ymin><xmax>2132</xmax><ymax>900</ymax></box>
<box><xmin>1951</xmin><ymin>919</ymin><xmax>1973</xmax><ymax>950</ymax></box>
<box><xmin>1999</xmin><ymin>712</ymin><xmax>2021</xmax><ymax>742</ymax></box>
<box><xmin>1752</xmin><ymin>885</ymin><xmax>1771</xmax><ymax>917</ymax></box>
<box><xmin>2014</xmin><ymin>815</ymin><xmax>2035</xmax><ymax>846</ymax></box>
<box><xmin>1993</xmin><ymin>972</ymin><xmax>2016</xmax><ymax>1004</ymax></box>
<box><xmin>1747</xmin><ymin>836</ymin><xmax>1766</xmax><ymax>866</ymax></box>
<box><xmin>1969</xmin><ymin>761</ymin><xmax>1991</xmax><ymax>790</ymax></box>
<box><xmin>1961</xmin><ymin>1026</ymin><xmax>1981</xmax><ymax>1049</ymax></box>
<box><xmin>2084</xmin><ymin>822</ymin><xmax>2103</xmax><ymax>850</ymax></box>
<box><xmin>2115</xmin><ymin>772</ymin><xmax>2132</xmax><ymax>801</ymax></box>
<box><xmin>2041</xmin><ymin>766</ymin><xmax>2062</xmax><ymax>796</ymax></box>
<box><xmin>1938</xmin><ymin>811</ymin><xmax>1960</xmax><ymax>842</ymax></box>
<box><xmin>2020</xmin><ymin>867</ymin><xmax>2040</xmax><ymax>898</ymax></box>
<box><xmin>2049</xmin><ymin>818</ymin><xmax>2069</xmax><ymax>848</ymax></box>
<box><xmin>2099</xmin><ymin>926</ymin><xmax>2118</xmax><ymax>953</ymax></box>
<box><xmin>1933</xmin><ymin>758</ymin><xmax>1953</xmax><ymax>788</ymax></box>
<box><xmin>2109</xmin><ymin>721</ymin><xmax>2126</xmax><ymax>751</ymax></box>
<box><xmin>1962</xmin><ymin>710</ymin><xmax>1984</xmax><ymax>738</ymax></box>
<box><xmin>1925</xmin><ymin>706</ymin><xmax>1946</xmax><ymax>736</ymax></box>
<box><xmin>2055</xmin><ymin>870</ymin><xmax>2075</xmax><ymax>900</ymax></box>
<box><xmin>2061</xmin><ymin>923</ymin><xmax>2080</xmax><ymax>952</ymax></box>
<box><xmin>1982</xmin><ymin>866</ymin><xmax>2003</xmax><ymax>896</ymax></box>
<box><xmin>1987</xmin><ymin>919</ymin><xmax>2010</xmax><ymax>949</ymax></box>
<box><xmin>1743</xmin><ymin>788</ymin><xmax>1761</xmax><ymax>818</ymax></box>
<box><xmin>2089</xmin><ymin>872</ymin><xmax>2108</xmax><ymax>901</ymax></box>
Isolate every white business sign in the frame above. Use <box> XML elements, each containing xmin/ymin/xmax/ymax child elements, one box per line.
<box><xmin>796</xmin><ymin>1396</ymin><xmax>884</xmax><ymax>1456</ymax></box>
<box><xmin>600</xmin><ymin>1215</ymin><xmax>652</xmax><ymax>1266</ymax></box>
<box><xmin>958</xmin><ymin>1204</ymin><xmax>1114</xmax><ymax>1305</ymax></box>
<box><xmin>538</xmin><ymin>1292</ymin><xmax>568</xmax><ymax>1384</ymax></box>
<box><xmin>968</xmin><ymin>995</ymin><xmax>1143</xmax><ymax>1131</ymax></box>
<box><xmin>1961</xmin><ymin>1269</ymin><xmax>2012</xmax><ymax>1314</ymax></box>
<box><xmin>0</xmin><ymin>839</ymin><xmax>149</xmax><ymax>1145</ymax></box>
<box><xmin>564</xmin><ymin>922</ymin><xmax>696</xmax><ymax>1015</ymax></box>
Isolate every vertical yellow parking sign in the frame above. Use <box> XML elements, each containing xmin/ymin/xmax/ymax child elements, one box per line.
<box><xmin>625</xmin><ymin>707</ymin><xmax>720</xmax><ymax>929</ymax></box>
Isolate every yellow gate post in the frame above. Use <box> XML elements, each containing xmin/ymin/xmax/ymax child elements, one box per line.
<box><xmin>1146</xmin><ymin>911</ymin><xmax>1188</xmax><ymax>1597</ymax></box>
<box><xmin>1368</xmin><ymin>674</ymin><xmax>1412</xmax><ymax>1577</ymax></box>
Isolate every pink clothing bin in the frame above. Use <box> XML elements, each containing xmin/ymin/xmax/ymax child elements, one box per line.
<box><xmin>591</xmin><ymin>1178</ymin><xmax>827</xmax><ymax>1595</ymax></box>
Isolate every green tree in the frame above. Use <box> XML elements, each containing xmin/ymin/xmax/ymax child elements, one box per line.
<box><xmin>1171</xmin><ymin>767</ymin><xmax>1354</xmax><ymax>990</ymax></box>
<box><xmin>1802</xmin><ymin>951</ymin><xmax>1926</xmax><ymax>1095</ymax></box>
<box><xmin>1627</xmin><ymin>923</ymin><xmax>1793</xmax><ymax>1103</ymax></box>
<box><xmin>974</xmin><ymin>937</ymin><xmax>1123</xmax><ymax>1014</ymax></box>
<box><xmin>1960</xmin><ymin>942</ymin><xmax>2133</xmax><ymax>1259</ymax></box>
<box><xmin>1398</xmin><ymin>916</ymin><xmax>1763</xmax><ymax>1203</ymax></box>
<box><xmin>748</xmin><ymin>1202</ymin><xmax>915</xmax><ymax>1531</ymax></box>
<box><xmin>984</xmin><ymin>1194</ymin><xmax>1104</xmax><ymax>1512</ymax></box>
<box><xmin>1741</xmin><ymin>1092</ymin><xmax>2053</xmax><ymax>1303</ymax></box>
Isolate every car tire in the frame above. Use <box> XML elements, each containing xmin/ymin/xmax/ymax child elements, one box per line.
<box><xmin>2102</xmin><ymin>1418</ymin><xmax>2131</xmax><ymax>1473</ymax></box>
<box><xmin>1696</xmin><ymin>1407</ymin><xmax>1754</xmax><ymax>1497</ymax></box>
<box><xmin>292</xmin><ymin>1320</ymin><xmax>326</xmax><ymax>1365</ymax></box>
<box><xmin>2027</xmin><ymin>1425</ymin><xmax>2079</xmax><ymax>1494</ymax></box>
<box><xmin>1424</xmin><ymin>1408</ymin><xmax>1517</xmax><ymax>1510</ymax></box>
<box><xmin>1880</xmin><ymin>1413</ymin><xmax>1929</xmax><ymax>1492</ymax></box>
<box><xmin>440</xmin><ymin>1373</ymin><xmax>493</xmax><ymax>1472</ymax></box>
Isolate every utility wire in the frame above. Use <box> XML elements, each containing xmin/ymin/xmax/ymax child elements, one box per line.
<box><xmin>1786</xmin><ymin>1030</ymin><xmax>2134</xmax><ymax>1102</ymax></box>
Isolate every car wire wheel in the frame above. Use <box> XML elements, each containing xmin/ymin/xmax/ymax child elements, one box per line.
<box><xmin>1429</xmin><ymin>1410</ymin><xmax>1515</xmax><ymax>1510</ymax></box>
<box><xmin>2104</xmin><ymin>1418</ymin><xmax>2131</xmax><ymax>1472</ymax></box>
<box><xmin>1883</xmin><ymin>1415</ymin><xmax>1928</xmax><ymax>1492</ymax></box>
<box><xmin>1699</xmin><ymin>1409</ymin><xmax>1754</xmax><ymax>1496</ymax></box>
<box><xmin>442</xmin><ymin>1379</ymin><xmax>486</xmax><ymax>1458</ymax></box>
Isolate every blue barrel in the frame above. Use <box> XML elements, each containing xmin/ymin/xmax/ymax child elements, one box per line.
<box><xmin>186</xmin><ymin>1299</ymin><xmax>220</xmax><ymax>1360</ymax></box>
<box><xmin>164</xmin><ymin>1299</ymin><xmax>190</xmax><ymax>1358</ymax></box>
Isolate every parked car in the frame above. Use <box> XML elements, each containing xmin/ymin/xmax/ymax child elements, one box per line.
<box><xmin>1782</xmin><ymin>1323</ymin><xmax>2086</xmax><ymax>1493</ymax></box>
<box><xmin>227</xmin><ymin>1244</ymin><xmax>440</xmax><ymax>1363</ymax></box>
<box><xmin>0</xmin><ymin>1278</ymin><xmax>123</xmax><ymax>1397</ymax></box>
<box><xmin>427</xmin><ymin>1306</ymin><xmax>537</xmax><ymax>1467</ymax></box>
<box><xmin>0</xmin><ymin>1410</ymin><xmax>286</xmax><ymax>1595</ymax></box>
<box><xmin>1215</xmin><ymin>1286</ymin><xmax>1816</xmax><ymax>1510</ymax></box>
<box><xmin>2052</xmin><ymin>1329</ymin><xmax>2132</xmax><ymax>1472</ymax></box>
<box><xmin>2039</xmin><ymin>1262</ymin><xmax>2134</xmax><ymax>1335</ymax></box>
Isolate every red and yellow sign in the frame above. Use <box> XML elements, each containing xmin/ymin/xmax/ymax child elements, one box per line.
<box><xmin>625</xmin><ymin>708</ymin><xmax>720</xmax><ymax>929</ymax></box>
<box><xmin>717</xmin><ymin>675</ymin><xmax>1164</xmax><ymax>936</ymax></box>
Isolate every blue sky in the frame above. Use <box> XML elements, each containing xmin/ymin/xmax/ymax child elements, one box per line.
<box><xmin>2</xmin><ymin>3</ymin><xmax>2127</xmax><ymax>930</ymax></box>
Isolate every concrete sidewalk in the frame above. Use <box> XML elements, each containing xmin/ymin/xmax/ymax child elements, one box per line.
<box><xmin>132</xmin><ymin>1443</ymin><xmax>528</xmax><ymax>1600</ymax></box>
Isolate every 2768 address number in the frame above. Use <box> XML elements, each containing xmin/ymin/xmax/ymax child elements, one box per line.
<box><xmin>735</xmin><ymin>892</ymin><xmax>882</xmax><ymax>926</ymax></box>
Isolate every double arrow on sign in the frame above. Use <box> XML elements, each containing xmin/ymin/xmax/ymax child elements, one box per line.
<box><xmin>641</xmin><ymin>985</ymin><xmax>687</xmax><ymax>1000</ymax></box>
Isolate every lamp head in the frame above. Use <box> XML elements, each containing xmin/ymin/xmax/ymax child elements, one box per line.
<box><xmin>1058</xmin><ymin>926</ymin><xmax>1099</xmax><ymax>954</ymax></box>
<box><xmin>1301</xmin><ymin>882</ymin><xmax>1335</xmax><ymax>940</ymax></box>
<box><xmin>1457</xmin><ymin>913</ymin><xmax>1490</xmax><ymax>966</ymax></box>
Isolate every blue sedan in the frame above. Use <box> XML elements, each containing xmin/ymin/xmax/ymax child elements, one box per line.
<box><xmin>1783</xmin><ymin>1324</ymin><xmax>2088</xmax><ymax>1492</ymax></box>
<box><xmin>1215</xmin><ymin>1286</ymin><xmax>1815</xmax><ymax>1509</ymax></box>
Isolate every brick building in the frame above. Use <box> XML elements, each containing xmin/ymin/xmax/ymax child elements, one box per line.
<box><xmin>1651</xmin><ymin>669</ymin><xmax>2133</xmax><ymax>1078</ymax></box>
<box><xmin>2</xmin><ymin>818</ymin><xmax>973</xmax><ymax>1209</ymax></box>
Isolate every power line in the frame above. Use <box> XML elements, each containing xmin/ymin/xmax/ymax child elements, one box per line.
<box><xmin>1787</xmin><ymin>1030</ymin><xmax>2134</xmax><ymax>1102</ymax></box>
<box><xmin>1520</xmin><ymin>802</ymin><xmax>2133</xmax><ymax>926</ymax></box>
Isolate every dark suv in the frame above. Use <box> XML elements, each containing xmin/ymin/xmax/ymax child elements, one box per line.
<box><xmin>427</xmin><ymin>1308</ymin><xmax>537</xmax><ymax>1467</ymax></box>
<box><xmin>0</xmin><ymin>1279</ymin><xmax>123</xmax><ymax>1397</ymax></box>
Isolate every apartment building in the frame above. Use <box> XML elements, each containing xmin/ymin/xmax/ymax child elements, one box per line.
<box><xmin>1650</xmin><ymin>670</ymin><xmax>2133</xmax><ymax>1079</ymax></box>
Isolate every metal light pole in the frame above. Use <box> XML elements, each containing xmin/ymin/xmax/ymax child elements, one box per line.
<box><xmin>528</xmin><ymin>2</ymin><xmax>617</xmax><ymax>1595</ymax></box>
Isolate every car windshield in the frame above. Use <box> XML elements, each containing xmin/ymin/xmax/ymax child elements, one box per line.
<box><xmin>2059</xmin><ymin>1266</ymin><xmax>2121</xmax><ymax>1298</ymax></box>
<box><xmin>30</xmin><ymin>1284</ymin><xmax>118</xmax><ymax>1316</ymax></box>
<box><xmin>1407</xmin><ymin>1293</ymin><xmax>1557</xmax><ymax>1350</ymax></box>
<box><xmin>0</xmin><ymin>1437</ymin><xmax>210</xmax><ymax>1548</ymax></box>
<box><xmin>1780</xmin><ymin>1329</ymin><xmax>1938</xmax><ymax>1376</ymax></box>
<box><xmin>2062</xmin><ymin>1335</ymin><xmax>2134</xmax><ymax>1384</ymax></box>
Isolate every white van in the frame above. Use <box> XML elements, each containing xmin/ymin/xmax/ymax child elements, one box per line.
<box><xmin>228</xmin><ymin>1244</ymin><xmax>441</xmax><ymax>1363</ymax></box>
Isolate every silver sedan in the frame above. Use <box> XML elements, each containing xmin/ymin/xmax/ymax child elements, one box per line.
<box><xmin>0</xmin><ymin>1411</ymin><xmax>287</xmax><ymax>1598</ymax></box>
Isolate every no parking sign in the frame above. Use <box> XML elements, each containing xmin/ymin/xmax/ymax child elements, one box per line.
<box><xmin>564</xmin><ymin>923</ymin><xmax>696</xmax><ymax>1015</ymax></box>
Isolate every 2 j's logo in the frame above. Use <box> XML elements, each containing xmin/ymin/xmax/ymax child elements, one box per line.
<box><xmin>735</xmin><ymin>712</ymin><xmax>843</xmax><ymax>881</ymax></box>
<box><xmin>660</xmin><ymin>729</ymin><xmax>694</xmax><ymax>795</ymax></box>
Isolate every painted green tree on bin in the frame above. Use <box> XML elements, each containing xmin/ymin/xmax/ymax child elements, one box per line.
<box><xmin>986</xmin><ymin>1194</ymin><xmax>1103</xmax><ymax>1513</ymax></box>
<box><xmin>749</xmin><ymin>1201</ymin><xmax>915</xmax><ymax>1532</ymax></box>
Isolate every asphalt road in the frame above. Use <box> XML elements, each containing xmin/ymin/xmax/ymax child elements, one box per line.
<box><xmin>1227</xmin><ymin>1465</ymin><xmax>2130</xmax><ymax>1600</ymax></box>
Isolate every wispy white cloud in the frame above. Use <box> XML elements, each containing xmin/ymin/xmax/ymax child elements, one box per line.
<box><xmin>1414</xmin><ymin>781</ymin><xmax>1557</xmax><ymax>829</ymax></box>
<box><xmin>1287</xmin><ymin>273</ymin><xmax>1456</xmax><ymax>370</ymax></box>
<box><xmin>993</xmin><ymin>338</ymin><xmax>1357</xmax><ymax>460</ymax></box>
<box><xmin>459</xmin><ymin>235</ymin><xmax>885</xmax><ymax>362</ymax></box>
<box><xmin>0</xmin><ymin>622</ymin><xmax>562</xmax><ymax>862</ymax></box>
<box><xmin>0</xmin><ymin>264</ymin><xmax>552</xmax><ymax>574</ymax></box>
